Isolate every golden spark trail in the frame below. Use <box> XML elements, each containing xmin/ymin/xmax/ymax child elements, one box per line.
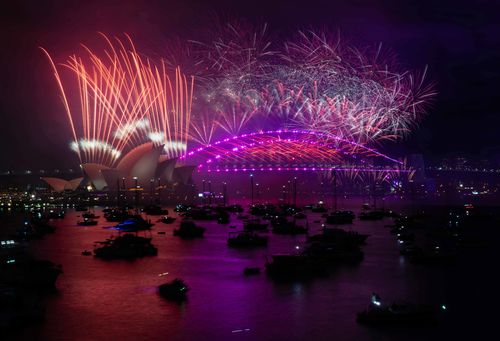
<box><xmin>42</xmin><ymin>34</ymin><xmax>194</xmax><ymax>166</ymax></box>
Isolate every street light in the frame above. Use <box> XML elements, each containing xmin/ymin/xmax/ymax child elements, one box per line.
<box><xmin>333</xmin><ymin>168</ymin><xmax>337</xmax><ymax>211</ymax></box>
<box><xmin>293</xmin><ymin>177</ymin><xmax>297</xmax><ymax>207</ymax></box>
<box><xmin>208</xmin><ymin>181</ymin><xmax>212</xmax><ymax>205</ymax></box>
<box><xmin>250</xmin><ymin>174</ymin><xmax>254</xmax><ymax>205</ymax></box>
<box><xmin>116</xmin><ymin>178</ymin><xmax>120</xmax><ymax>207</ymax></box>
<box><xmin>202</xmin><ymin>179</ymin><xmax>206</xmax><ymax>205</ymax></box>
<box><xmin>122</xmin><ymin>177</ymin><xmax>126</xmax><ymax>207</ymax></box>
<box><xmin>133</xmin><ymin>177</ymin><xmax>139</xmax><ymax>210</ymax></box>
<box><xmin>149</xmin><ymin>179</ymin><xmax>154</xmax><ymax>204</ymax></box>
<box><xmin>287</xmin><ymin>180</ymin><xmax>291</xmax><ymax>205</ymax></box>
<box><xmin>157</xmin><ymin>177</ymin><xmax>162</xmax><ymax>206</ymax></box>
<box><xmin>222</xmin><ymin>182</ymin><xmax>227</xmax><ymax>206</ymax></box>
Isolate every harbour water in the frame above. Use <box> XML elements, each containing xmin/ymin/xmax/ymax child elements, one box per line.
<box><xmin>12</xmin><ymin>200</ymin><xmax>499</xmax><ymax>341</ymax></box>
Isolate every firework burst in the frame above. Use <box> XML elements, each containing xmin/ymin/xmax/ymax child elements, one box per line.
<box><xmin>258</xmin><ymin>30</ymin><xmax>436</xmax><ymax>144</ymax></box>
<box><xmin>182</xmin><ymin>25</ymin><xmax>434</xmax><ymax>147</ymax></box>
<box><xmin>44</xmin><ymin>22</ymin><xmax>434</xmax><ymax>172</ymax></box>
<box><xmin>42</xmin><ymin>33</ymin><xmax>193</xmax><ymax>166</ymax></box>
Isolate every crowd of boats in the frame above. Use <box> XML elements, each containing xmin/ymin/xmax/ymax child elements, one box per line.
<box><xmin>1</xmin><ymin>211</ymin><xmax>62</xmax><ymax>331</ymax></box>
<box><xmin>387</xmin><ymin>203</ymin><xmax>493</xmax><ymax>265</ymax></box>
<box><xmin>3</xmin><ymin>199</ymin><xmax>494</xmax><ymax>330</ymax></box>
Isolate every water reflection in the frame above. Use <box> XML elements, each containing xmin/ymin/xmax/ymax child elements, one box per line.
<box><xmin>12</xmin><ymin>201</ymin><xmax>498</xmax><ymax>340</ymax></box>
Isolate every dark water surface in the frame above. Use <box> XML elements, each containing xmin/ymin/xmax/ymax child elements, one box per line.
<box><xmin>14</xmin><ymin>201</ymin><xmax>498</xmax><ymax>341</ymax></box>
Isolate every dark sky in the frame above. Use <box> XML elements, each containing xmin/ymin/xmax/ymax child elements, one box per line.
<box><xmin>1</xmin><ymin>0</ymin><xmax>499</xmax><ymax>170</ymax></box>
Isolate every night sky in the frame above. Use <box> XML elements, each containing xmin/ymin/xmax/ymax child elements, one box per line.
<box><xmin>1</xmin><ymin>0</ymin><xmax>499</xmax><ymax>170</ymax></box>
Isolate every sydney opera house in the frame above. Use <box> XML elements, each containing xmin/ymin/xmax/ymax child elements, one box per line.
<box><xmin>41</xmin><ymin>143</ymin><xmax>195</xmax><ymax>193</ymax></box>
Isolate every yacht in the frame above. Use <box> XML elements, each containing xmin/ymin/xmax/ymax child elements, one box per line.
<box><xmin>93</xmin><ymin>234</ymin><xmax>158</xmax><ymax>259</ymax></box>
<box><xmin>158</xmin><ymin>279</ymin><xmax>189</xmax><ymax>301</ymax></box>
<box><xmin>173</xmin><ymin>220</ymin><xmax>205</xmax><ymax>239</ymax></box>
<box><xmin>227</xmin><ymin>231</ymin><xmax>268</xmax><ymax>247</ymax></box>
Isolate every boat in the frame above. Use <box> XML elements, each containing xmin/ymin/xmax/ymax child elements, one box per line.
<box><xmin>308</xmin><ymin>227</ymin><xmax>368</xmax><ymax>245</ymax></box>
<box><xmin>81</xmin><ymin>250</ymin><xmax>92</xmax><ymax>256</ymax></box>
<box><xmin>158</xmin><ymin>279</ymin><xmax>189</xmax><ymax>301</ymax></box>
<box><xmin>161</xmin><ymin>216</ymin><xmax>176</xmax><ymax>224</ymax></box>
<box><xmin>17</xmin><ymin>219</ymin><xmax>55</xmax><ymax>240</ymax></box>
<box><xmin>112</xmin><ymin>215</ymin><xmax>154</xmax><ymax>231</ymax></box>
<box><xmin>357</xmin><ymin>293</ymin><xmax>443</xmax><ymax>325</ymax></box>
<box><xmin>250</xmin><ymin>204</ymin><xmax>277</xmax><ymax>217</ymax></box>
<box><xmin>0</xmin><ymin>239</ymin><xmax>23</xmax><ymax>259</ymax></box>
<box><xmin>104</xmin><ymin>208</ymin><xmax>132</xmax><ymax>222</ymax></box>
<box><xmin>226</xmin><ymin>204</ymin><xmax>244</xmax><ymax>212</ymax></box>
<box><xmin>325</xmin><ymin>211</ymin><xmax>355</xmax><ymax>225</ymax></box>
<box><xmin>272</xmin><ymin>221</ymin><xmax>308</xmax><ymax>235</ymax></box>
<box><xmin>0</xmin><ymin>257</ymin><xmax>62</xmax><ymax>291</ymax></box>
<box><xmin>82</xmin><ymin>212</ymin><xmax>100</xmax><ymax>219</ymax></box>
<box><xmin>359</xmin><ymin>211</ymin><xmax>385</xmax><ymax>221</ymax></box>
<box><xmin>294</xmin><ymin>212</ymin><xmax>307</xmax><ymax>219</ymax></box>
<box><xmin>93</xmin><ymin>234</ymin><xmax>158</xmax><ymax>259</ymax></box>
<box><xmin>265</xmin><ymin>254</ymin><xmax>327</xmax><ymax>278</ymax></box>
<box><xmin>227</xmin><ymin>231</ymin><xmax>268</xmax><ymax>247</ymax></box>
<box><xmin>173</xmin><ymin>220</ymin><xmax>205</xmax><ymax>239</ymax></box>
<box><xmin>311</xmin><ymin>204</ymin><xmax>327</xmax><ymax>213</ymax></box>
<box><xmin>143</xmin><ymin>205</ymin><xmax>168</xmax><ymax>216</ymax></box>
<box><xmin>243</xmin><ymin>218</ymin><xmax>268</xmax><ymax>231</ymax></box>
<box><xmin>77</xmin><ymin>217</ymin><xmax>98</xmax><ymax>226</ymax></box>
<box><xmin>184</xmin><ymin>207</ymin><xmax>217</xmax><ymax>220</ymax></box>
<box><xmin>243</xmin><ymin>267</ymin><xmax>261</xmax><ymax>275</ymax></box>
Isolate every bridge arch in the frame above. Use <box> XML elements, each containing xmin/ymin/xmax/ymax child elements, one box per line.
<box><xmin>180</xmin><ymin>130</ymin><xmax>404</xmax><ymax>173</ymax></box>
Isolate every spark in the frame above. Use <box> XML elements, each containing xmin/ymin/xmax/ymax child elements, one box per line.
<box><xmin>42</xmin><ymin>34</ymin><xmax>194</xmax><ymax>166</ymax></box>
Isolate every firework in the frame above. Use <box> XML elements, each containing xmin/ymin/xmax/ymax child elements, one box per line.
<box><xmin>43</xmin><ymin>23</ymin><xmax>434</xmax><ymax>174</ymax></box>
<box><xmin>189</xmin><ymin>108</ymin><xmax>220</xmax><ymax>146</ymax></box>
<box><xmin>185</xmin><ymin>26</ymin><xmax>434</xmax><ymax>146</ymax></box>
<box><xmin>187</xmin><ymin>20</ymin><xmax>275</xmax><ymax>138</ymax></box>
<box><xmin>258</xmin><ymin>31</ymin><xmax>436</xmax><ymax>144</ymax></box>
<box><xmin>42</xmin><ymin>34</ymin><xmax>193</xmax><ymax>166</ymax></box>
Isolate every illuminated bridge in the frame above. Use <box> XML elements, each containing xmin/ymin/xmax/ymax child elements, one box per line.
<box><xmin>180</xmin><ymin>130</ymin><xmax>407</xmax><ymax>174</ymax></box>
